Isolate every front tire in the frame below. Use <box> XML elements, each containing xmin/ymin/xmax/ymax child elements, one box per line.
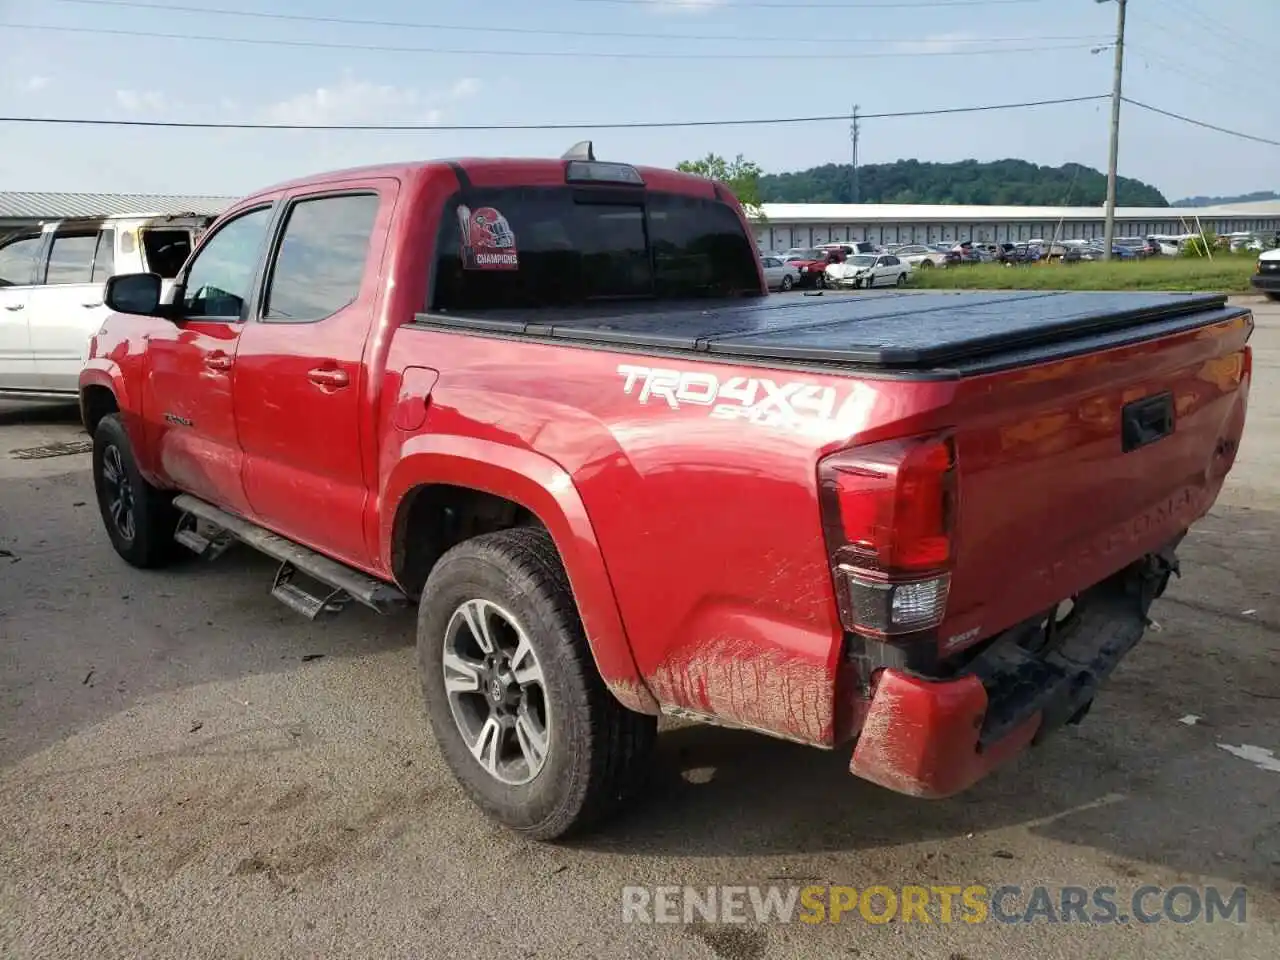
<box><xmin>1266</xmin><ymin>292</ymin><xmax>1280</xmax><ymax>302</ymax></box>
<box><xmin>92</xmin><ymin>414</ymin><xmax>180</xmax><ymax>568</ymax></box>
<box><xmin>417</xmin><ymin>527</ymin><xmax>657</xmax><ymax>840</ymax></box>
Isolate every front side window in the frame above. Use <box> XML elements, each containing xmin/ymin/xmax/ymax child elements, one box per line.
<box><xmin>431</xmin><ymin>187</ymin><xmax>760</xmax><ymax>312</ymax></box>
<box><xmin>264</xmin><ymin>193</ymin><xmax>379</xmax><ymax>322</ymax></box>
<box><xmin>0</xmin><ymin>235</ymin><xmax>41</xmax><ymax>287</ymax></box>
<box><xmin>46</xmin><ymin>233</ymin><xmax>98</xmax><ymax>284</ymax></box>
<box><xmin>182</xmin><ymin>206</ymin><xmax>273</xmax><ymax>318</ymax></box>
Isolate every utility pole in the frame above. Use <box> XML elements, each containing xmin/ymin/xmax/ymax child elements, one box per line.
<box><xmin>1101</xmin><ymin>0</ymin><xmax>1127</xmax><ymax>260</ymax></box>
<box><xmin>850</xmin><ymin>104</ymin><xmax>860</xmax><ymax>203</ymax></box>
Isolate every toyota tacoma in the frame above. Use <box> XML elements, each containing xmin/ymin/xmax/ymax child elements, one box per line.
<box><xmin>80</xmin><ymin>145</ymin><xmax>1252</xmax><ymax>840</ymax></box>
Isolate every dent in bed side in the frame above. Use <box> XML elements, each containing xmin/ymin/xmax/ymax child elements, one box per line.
<box><xmin>377</xmin><ymin>433</ymin><xmax>660</xmax><ymax>715</ymax></box>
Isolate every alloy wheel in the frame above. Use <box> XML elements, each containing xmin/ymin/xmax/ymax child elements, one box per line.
<box><xmin>442</xmin><ymin>598</ymin><xmax>551</xmax><ymax>785</ymax></box>
<box><xmin>100</xmin><ymin>445</ymin><xmax>136</xmax><ymax>542</ymax></box>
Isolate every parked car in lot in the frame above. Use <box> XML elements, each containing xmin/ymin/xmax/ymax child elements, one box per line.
<box><xmin>1253</xmin><ymin>247</ymin><xmax>1280</xmax><ymax>300</ymax></box>
<box><xmin>893</xmin><ymin>244</ymin><xmax>954</xmax><ymax>270</ymax></box>
<box><xmin>818</xmin><ymin>241</ymin><xmax>879</xmax><ymax>258</ymax></box>
<box><xmin>80</xmin><ymin>148</ymin><xmax>1253</xmax><ymax>841</ymax></box>
<box><xmin>1004</xmin><ymin>243</ymin><xmax>1043</xmax><ymax>264</ymax></box>
<box><xmin>788</xmin><ymin>246</ymin><xmax>843</xmax><ymax>288</ymax></box>
<box><xmin>0</xmin><ymin>213</ymin><xmax>211</xmax><ymax>398</ymax></box>
<box><xmin>825</xmin><ymin>253</ymin><xmax>911</xmax><ymax>288</ymax></box>
<box><xmin>1114</xmin><ymin>237</ymin><xmax>1149</xmax><ymax>257</ymax></box>
<box><xmin>760</xmin><ymin>255</ymin><xmax>799</xmax><ymax>291</ymax></box>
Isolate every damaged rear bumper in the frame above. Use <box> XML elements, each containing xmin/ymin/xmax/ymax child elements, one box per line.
<box><xmin>848</xmin><ymin>539</ymin><xmax>1181</xmax><ymax>798</ymax></box>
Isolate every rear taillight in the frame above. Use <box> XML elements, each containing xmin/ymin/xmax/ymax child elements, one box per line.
<box><xmin>818</xmin><ymin>432</ymin><xmax>957</xmax><ymax>639</ymax></box>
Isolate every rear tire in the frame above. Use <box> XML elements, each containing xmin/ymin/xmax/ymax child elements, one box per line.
<box><xmin>417</xmin><ymin>527</ymin><xmax>657</xmax><ymax>840</ymax></box>
<box><xmin>91</xmin><ymin>414</ymin><xmax>180</xmax><ymax>568</ymax></box>
<box><xmin>780</xmin><ymin>274</ymin><xmax>793</xmax><ymax>291</ymax></box>
<box><xmin>918</xmin><ymin>259</ymin><xmax>933</xmax><ymax>270</ymax></box>
<box><xmin>896</xmin><ymin>272</ymin><xmax>908</xmax><ymax>287</ymax></box>
<box><xmin>1266</xmin><ymin>292</ymin><xmax>1280</xmax><ymax>302</ymax></box>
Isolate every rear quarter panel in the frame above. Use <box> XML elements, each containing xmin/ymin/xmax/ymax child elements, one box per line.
<box><xmin>377</xmin><ymin>328</ymin><xmax>957</xmax><ymax>745</ymax></box>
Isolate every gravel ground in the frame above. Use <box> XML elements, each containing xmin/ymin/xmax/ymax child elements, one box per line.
<box><xmin>1</xmin><ymin>297</ymin><xmax>1278</xmax><ymax>959</ymax></box>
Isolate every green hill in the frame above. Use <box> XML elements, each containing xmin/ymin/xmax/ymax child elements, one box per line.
<box><xmin>1173</xmin><ymin>190</ymin><xmax>1279</xmax><ymax>207</ymax></box>
<box><xmin>759</xmin><ymin>159</ymin><xmax>1169</xmax><ymax>207</ymax></box>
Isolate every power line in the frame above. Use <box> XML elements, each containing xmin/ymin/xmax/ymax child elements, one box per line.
<box><xmin>1122</xmin><ymin>97</ymin><xmax>1280</xmax><ymax>147</ymax></box>
<box><xmin>45</xmin><ymin>0</ymin><xmax>1107</xmax><ymax>47</ymax></box>
<box><xmin>0</xmin><ymin>95</ymin><xmax>1110</xmax><ymax>132</ymax></box>
<box><xmin>1160</xmin><ymin>0</ymin><xmax>1269</xmax><ymax>61</ymax></box>
<box><xmin>1127</xmin><ymin>45</ymin><xmax>1245</xmax><ymax>104</ymax></box>
<box><xmin>0</xmin><ymin>22</ymin><xmax>1097</xmax><ymax>60</ymax></box>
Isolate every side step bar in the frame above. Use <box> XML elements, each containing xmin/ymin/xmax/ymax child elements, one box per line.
<box><xmin>172</xmin><ymin>494</ymin><xmax>409</xmax><ymax>618</ymax></box>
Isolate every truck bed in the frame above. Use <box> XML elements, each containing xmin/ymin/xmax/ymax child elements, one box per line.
<box><xmin>415</xmin><ymin>291</ymin><xmax>1242</xmax><ymax>374</ymax></box>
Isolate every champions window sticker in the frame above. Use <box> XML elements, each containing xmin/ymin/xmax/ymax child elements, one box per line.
<box><xmin>458</xmin><ymin>204</ymin><xmax>519</xmax><ymax>271</ymax></box>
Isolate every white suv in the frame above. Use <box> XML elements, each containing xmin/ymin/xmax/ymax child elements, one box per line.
<box><xmin>0</xmin><ymin>213</ymin><xmax>212</xmax><ymax>397</ymax></box>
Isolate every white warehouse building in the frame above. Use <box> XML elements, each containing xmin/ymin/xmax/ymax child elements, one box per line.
<box><xmin>753</xmin><ymin>199</ymin><xmax>1280</xmax><ymax>251</ymax></box>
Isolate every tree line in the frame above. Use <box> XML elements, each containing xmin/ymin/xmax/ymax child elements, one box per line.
<box><xmin>676</xmin><ymin>154</ymin><xmax>1171</xmax><ymax>212</ymax></box>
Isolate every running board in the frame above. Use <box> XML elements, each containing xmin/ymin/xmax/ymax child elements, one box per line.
<box><xmin>172</xmin><ymin>494</ymin><xmax>409</xmax><ymax>617</ymax></box>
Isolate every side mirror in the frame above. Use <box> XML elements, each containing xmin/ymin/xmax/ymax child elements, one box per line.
<box><xmin>104</xmin><ymin>273</ymin><xmax>163</xmax><ymax>316</ymax></box>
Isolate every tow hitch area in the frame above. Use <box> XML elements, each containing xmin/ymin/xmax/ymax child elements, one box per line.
<box><xmin>850</xmin><ymin>538</ymin><xmax>1182</xmax><ymax>798</ymax></box>
<box><xmin>172</xmin><ymin>494</ymin><xmax>409</xmax><ymax>619</ymax></box>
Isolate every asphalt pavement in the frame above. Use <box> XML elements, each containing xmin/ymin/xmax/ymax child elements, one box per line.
<box><xmin>1</xmin><ymin>297</ymin><xmax>1278</xmax><ymax>959</ymax></box>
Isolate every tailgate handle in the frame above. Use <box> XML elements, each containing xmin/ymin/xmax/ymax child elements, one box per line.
<box><xmin>1122</xmin><ymin>391</ymin><xmax>1174</xmax><ymax>453</ymax></box>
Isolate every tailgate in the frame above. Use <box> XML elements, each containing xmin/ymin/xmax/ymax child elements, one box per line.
<box><xmin>938</xmin><ymin>306</ymin><xmax>1252</xmax><ymax>657</ymax></box>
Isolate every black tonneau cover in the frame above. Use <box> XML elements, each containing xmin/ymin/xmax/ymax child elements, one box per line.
<box><xmin>414</xmin><ymin>291</ymin><xmax>1239</xmax><ymax>371</ymax></box>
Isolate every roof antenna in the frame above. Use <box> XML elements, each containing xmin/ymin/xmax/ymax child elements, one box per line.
<box><xmin>562</xmin><ymin>140</ymin><xmax>596</xmax><ymax>161</ymax></box>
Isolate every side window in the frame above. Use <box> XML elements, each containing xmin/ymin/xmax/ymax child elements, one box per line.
<box><xmin>263</xmin><ymin>193</ymin><xmax>379</xmax><ymax>322</ymax></box>
<box><xmin>45</xmin><ymin>233</ymin><xmax>98</xmax><ymax>284</ymax></box>
<box><xmin>182</xmin><ymin>206</ymin><xmax>273</xmax><ymax>319</ymax></box>
<box><xmin>0</xmin><ymin>235</ymin><xmax>41</xmax><ymax>287</ymax></box>
<box><xmin>91</xmin><ymin>230</ymin><xmax>116</xmax><ymax>282</ymax></box>
<box><xmin>140</xmin><ymin>228</ymin><xmax>193</xmax><ymax>279</ymax></box>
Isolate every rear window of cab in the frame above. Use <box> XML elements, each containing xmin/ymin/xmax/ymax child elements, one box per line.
<box><xmin>430</xmin><ymin>187</ymin><xmax>762</xmax><ymax>311</ymax></box>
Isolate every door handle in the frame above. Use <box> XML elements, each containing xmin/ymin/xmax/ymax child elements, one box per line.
<box><xmin>82</xmin><ymin>302</ymin><xmax>103</xmax><ymax>309</ymax></box>
<box><xmin>3</xmin><ymin>303</ymin><xmax>23</xmax><ymax>311</ymax></box>
<box><xmin>204</xmin><ymin>352</ymin><xmax>233</xmax><ymax>372</ymax></box>
<box><xmin>307</xmin><ymin>367</ymin><xmax>349</xmax><ymax>389</ymax></box>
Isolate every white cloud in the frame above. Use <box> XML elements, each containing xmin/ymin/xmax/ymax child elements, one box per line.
<box><xmin>22</xmin><ymin>75</ymin><xmax>50</xmax><ymax>93</ymax></box>
<box><xmin>645</xmin><ymin>0</ymin><xmax>728</xmax><ymax>13</ymax></box>
<box><xmin>891</xmin><ymin>32</ymin><xmax>983</xmax><ymax>55</ymax></box>
<box><xmin>260</xmin><ymin>74</ymin><xmax>479</xmax><ymax>126</ymax></box>
<box><xmin>115</xmin><ymin>89</ymin><xmax>167</xmax><ymax>112</ymax></box>
<box><xmin>449</xmin><ymin>77</ymin><xmax>481</xmax><ymax>100</ymax></box>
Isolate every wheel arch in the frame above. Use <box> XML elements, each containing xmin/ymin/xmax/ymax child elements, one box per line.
<box><xmin>79</xmin><ymin>374</ymin><xmax>123</xmax><ymax>435</ymax></box>
<box><xmin>380</xmin><ymin>438</ymin><xmax>658</xmax><ymax>714</ymax></box>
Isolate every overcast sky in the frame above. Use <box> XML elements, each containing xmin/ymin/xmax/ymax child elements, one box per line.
<box><xmin>0</xmin><ymin>0</ymin><xmax>1274</xmax><ymax>201</ymax></box>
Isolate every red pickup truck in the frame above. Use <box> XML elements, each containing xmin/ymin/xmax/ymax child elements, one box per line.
<box><xmin>80</xmin><ymin>147</ymin><xmax>1252</xmax><ymax>840</ymax></box>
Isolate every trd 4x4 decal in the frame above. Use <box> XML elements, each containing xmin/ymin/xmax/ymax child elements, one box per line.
<box><xmin>616</xmin><ymin>364</ymin><xmax>864</xmax><ymax>432</ymax></box>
